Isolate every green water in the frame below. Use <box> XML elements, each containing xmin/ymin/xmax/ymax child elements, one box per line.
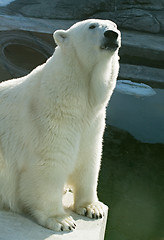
<box><xmin>98</xmin><ymin>126</ymin><xmax>164</xmax><ymax>240</ymax></box>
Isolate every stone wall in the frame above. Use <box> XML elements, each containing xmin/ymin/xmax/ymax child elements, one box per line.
<box><xmin>8</xmin><ymin>0</ymin><xmax>164</xmax><ymax>33</ymax></box>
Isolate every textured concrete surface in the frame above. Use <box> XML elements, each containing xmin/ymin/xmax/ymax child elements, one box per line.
<box><xmin>0</xmin><ymin>13</ymin><xmax>75</xmax><ymax>33</ymax></box>
<box><xmin>0</xmin><ymin>192</ymin><xmax>108</xmax><ymax>240</ymax></box>
<box><xmin>5</xmin><ymin>0</ymin><xmax>164</xmax><ymax>34</ymax></box>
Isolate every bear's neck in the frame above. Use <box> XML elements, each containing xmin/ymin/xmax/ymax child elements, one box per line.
<box><xmin>43</xmin><ymin>47</ymin><xmax>90</xmax><ymax>93</ymax></box>
<box><xmin>89</xmin><ymin>54</ymin><xmax>119</xmax><ymax>108</ymax></box>
<box><xmin>42</xmin><ymin>47</ymin><xmax>119</xmax><ymax>110</ymax></box>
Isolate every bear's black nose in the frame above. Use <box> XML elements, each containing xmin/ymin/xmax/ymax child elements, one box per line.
<box><xmin>104</xmin><ymin>30</ymin><xmax>118</xmax><ymax>40</ymax></box>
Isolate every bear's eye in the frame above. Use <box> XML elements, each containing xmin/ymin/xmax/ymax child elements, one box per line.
<box><xmin>89</xmin><ymin>24</ymin><xmax>96</xmax><ymax>29</ymax></box>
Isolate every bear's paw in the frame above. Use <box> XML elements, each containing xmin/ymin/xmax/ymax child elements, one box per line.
<box><xmin>75</xmin><ymin>201</ymin><xmax>104</xmax><ymax>219</ymax></box>
<box><xmin>43</xmin><ymin>215</ymin><xmax>76</xmax><ymax>232</ymax></box>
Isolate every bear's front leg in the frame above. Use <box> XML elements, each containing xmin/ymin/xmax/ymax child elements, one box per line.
<box><xmin>69</xmin><ymin>113</ymin><xmax>105</xmax><ymax>219</ymax></box>
<box><xmin>72</xmin><ymin>164</ymin><xmax>105</xmax><ymax>220</ymax></box>
<box><xmin>18</xmin><ymin>120</ymin><xmax>81</xmax><ymax>232</ymax></box>
<box><xmin>19</xmin><ymin>164</ymin><xmax>76</xmax><ymax>231</ymax></box>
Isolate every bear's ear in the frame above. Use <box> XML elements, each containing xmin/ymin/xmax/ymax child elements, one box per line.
<box><xmin>53</xmin><ymin>30</ymin><xmax>68</xmax><ymax>46</ymax></box>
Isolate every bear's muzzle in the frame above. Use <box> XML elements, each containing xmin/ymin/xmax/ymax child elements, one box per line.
<box><xmin>101</xmin><ymin>30</ymin><xmax>120</xmax><ymax>51</ymax></box>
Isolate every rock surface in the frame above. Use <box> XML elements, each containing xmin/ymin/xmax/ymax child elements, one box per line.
<box><xmin>92</xmin><ymin>9</ymin><xmax>161</xmax><ymax>33</ymax></box>
<box><xmin>7</xmin><ymin>0</ymin><xmax>164</xmax><ymax>33</ymax></box>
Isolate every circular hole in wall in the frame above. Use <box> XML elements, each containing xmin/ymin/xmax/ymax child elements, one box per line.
<box><xmin>4</xmin><ymin>44</ymin><xmax>47</xmax><ymax>72</ymax></box>
<box><xmin>0</xmin><ymin>31</ymin><xmax>54</xmax><ymax>80</ymax></box>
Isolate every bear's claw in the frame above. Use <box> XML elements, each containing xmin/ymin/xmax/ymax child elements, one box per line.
<box><xmin>75</xmin><ymin>201</ymin><xmax>104</xmax><ymax>219</ymax></box>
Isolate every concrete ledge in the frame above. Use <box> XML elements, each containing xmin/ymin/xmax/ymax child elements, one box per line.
<box><xmin>0</xmin><ymin>192</ymin><xmax>108</xmax><ymax>240</ymax></box>
<box><xmin>119</xmin><ymin>63</ymin><xmax>164</xmax><ymax>88</ymax></box>
<box><xmin>0</xmin><ymin>14</ymin><xmax>75</xmax><ymax>33</ymax></box>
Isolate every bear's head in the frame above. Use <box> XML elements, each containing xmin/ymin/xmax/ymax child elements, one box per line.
<box><xmin>53</xmin><ymin>19</ymin><xmax>121</xmax><ymax>69</ymax></box>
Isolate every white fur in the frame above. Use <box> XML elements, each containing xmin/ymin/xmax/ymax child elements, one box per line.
<box><xmin>0</xmin><ymin>19</ymin><xmax>121</xmax><ymax>231</ymax></box>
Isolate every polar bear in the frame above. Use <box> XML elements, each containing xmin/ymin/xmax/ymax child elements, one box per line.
<box><xmin>0</xmin><ymin>19</ymin><xmax>121</xmax><ymax>231</ymax></box>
